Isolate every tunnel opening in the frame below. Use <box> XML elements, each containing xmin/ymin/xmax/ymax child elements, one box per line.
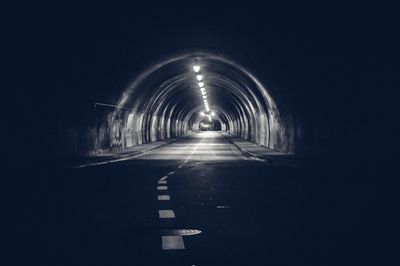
<box><xmin>89</xmin><ymin>51</ymin><xmax>295</xmax><ymax>156</ymax></box>
<box><xmin>198</xmin><ymin>119</ymin><xmax>221</xmax><ymax>131</ymax></box>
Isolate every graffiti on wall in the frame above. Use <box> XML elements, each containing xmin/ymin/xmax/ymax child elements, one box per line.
<box><xmin>108</xmin><ymin>113</ymin><xmax>123</xmax><ymax>150</ymax></box>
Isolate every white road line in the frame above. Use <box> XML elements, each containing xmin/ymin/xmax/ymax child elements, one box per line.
<box><xmin>228</xmin><ymin>144</ymin><xmax>248</xmax><ymax>161</ymax></box>
<box><xmin>158</xmin><ymin>180</ymin><xmax>167</xmax><ymax>184</ymax></box>
<box><xmin>161</xmin><ymin>235</ymin><xmax>185</xmax><ymax>250</ymax></box>
<box><xmin>177</xmin><ymin>165</ymin><xmax>183</xmax><ymax>169</ymax></box>
<box><xmin>158</xmin><ymin>195</ymin><xmax>170</xmax><ymax>201</ymax></box>
<box><xmin>157</xmin><ymin>186</ymin><xmax>168</xmax><ymax>190</ymax></box>
<box><xmin>159</xmin><ymin>176</ymin><xmax>168</xmax><ymax>181</ymax></box>
<box><xmin>251</xmin><ymin>156</ymin><xmax>265</xmax><ymax>162</ymax></box>
<box><xmin>168</xmin><ymin>171</ymin><xmax>175</xmax><ymax>175</ymax></box>
<box><xmin>75</xmin><ymin>145</ymin><xmax>163</xmax><ymax>168</ymax></box>
<box><xmin>158</xmin><ymin>210</ymin><xmax>175</xmax><ymax>218</ymax></box>
<box><xmin>182</xmin><ymin>138</ymin><xmax>205</xmax><ymax>164</ymax></box>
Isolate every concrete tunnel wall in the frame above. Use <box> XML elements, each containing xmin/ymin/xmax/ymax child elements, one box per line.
<box><xmin>87</xmin><ymin>52</ymin><xmax>295</xmax><ymax>155</ymax></box>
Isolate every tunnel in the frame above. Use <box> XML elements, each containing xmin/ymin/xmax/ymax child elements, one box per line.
<box><xmin>90</xmin><ymin>52</ymin><xmax>294</xmax><ymax>156</ymax></box>
<box><xmin>8</xmin><ymin>4</ymin><xmax>395</xmax><ymax>265</ymax></box>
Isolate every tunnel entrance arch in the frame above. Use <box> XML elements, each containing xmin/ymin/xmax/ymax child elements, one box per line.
<box><xmin>92</xmin><ymin>51</ymin><xmax>295</xmax><ymax>154</ymax></box>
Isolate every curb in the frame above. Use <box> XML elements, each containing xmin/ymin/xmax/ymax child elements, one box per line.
<box><xmin>70</xmin><ymin>133</ymin><xmax>196</xmax><ymax>168</ymax></box>
<box><xmin>220</xmin><ymin>133</ymin><xmax>303</xmax><ymax>167</ymax></box>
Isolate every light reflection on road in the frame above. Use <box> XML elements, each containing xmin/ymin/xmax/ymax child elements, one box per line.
<box><xmin>139</xmin><ymin>132</ymin><xmax>243</xmax><ymax>161</ymax></box>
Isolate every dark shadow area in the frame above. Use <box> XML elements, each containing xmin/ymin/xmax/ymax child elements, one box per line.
<box><xmin>14</xmin><ymin>158</ymin><xmax>384</xmax><ymax>265</ymax></box>
<box><xmin>211</xmin><ymin>120</ymin><xmax>221</xmax><ymax>131</ymax></box>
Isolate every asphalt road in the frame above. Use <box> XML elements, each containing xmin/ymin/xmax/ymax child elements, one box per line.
<box><xmin>27</xmin><ymin>132</ymin><xmax>381</xmax><ymax>265</ymax></box>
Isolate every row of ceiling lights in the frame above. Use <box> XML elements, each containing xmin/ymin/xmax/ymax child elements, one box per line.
<box><xmin>193</xmin><ymin>65</ymin><xmax>215</xmax><ymax>122</ymax></box>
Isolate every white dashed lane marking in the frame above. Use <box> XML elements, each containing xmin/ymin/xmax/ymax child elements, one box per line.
<box><xmin>159</xmin><ymin>210</ymin><xmax>175</xmax><ymax>218</ymax></box>
<box><xmin>159</xmin><ymin>176</ymin><xmax>168</xmax><ymax>181</ymax></box>
<box><xmin>157</xmin><ymin>167</ymin><xmax>185</xmax><ymax>250</ymax></box>
<box><xmin>162</xmin><ymin>235</ymin><xmax>185</xmax><ymax>250</ymax></box>
<box><xmin>158</xmin><ymin>195</ymin><xmax>170</xmax><ymax>201</ymax></box>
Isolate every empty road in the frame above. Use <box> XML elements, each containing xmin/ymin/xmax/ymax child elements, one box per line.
<box><xmin>33</xmin><ymin>132</ymin><xmax>378</xmax><ymax>265</ymax></box>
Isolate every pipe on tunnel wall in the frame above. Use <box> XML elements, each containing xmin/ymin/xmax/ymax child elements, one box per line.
<box><xmin>88</xmin><ymin>51</ymin><xmax>295</xmax><ymax>155</ymax></box>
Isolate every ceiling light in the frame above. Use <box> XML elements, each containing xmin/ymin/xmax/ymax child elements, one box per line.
<box><xmin>211</xmin><ymin>111</ymin><xmax>215</xmax><ymax>116</ymax></box>
<box><xmin>201</xmin><ymin>91</ymin><xmax>206</xmax><ymax>95</ymax></box>
<box><xmin>196</xmin><ymin>75</ymin><xmax>203</xmax><ymax>81</ymax></box>
<box><xmin>198</xmin><ymin>82</ymin><xmax>204</xmax><ymax>87</ymax></box>
<box><xmin>193</xmin><ymin>65</ymin><xmax>200</xmax><ymax>72</ymax></box>
<box><xmin>200</xmin><ymin>111</ymin><xmax>205</xmax><ymax>116</ymax></box>
<box><xmin>203</xmin><ymin>95</ymin><xmax>207</xmax><ymax>99</ymax></box>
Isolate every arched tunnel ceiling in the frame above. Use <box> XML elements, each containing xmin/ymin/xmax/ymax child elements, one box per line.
<box><xmin>118</xmin><ymin>53</ymin><xmax>278</xmax><ymax>116</ymax></box>
<box><xmin>101</xmin><ymin>51</ymin><xmax>293</xmax><ymax>152</ymax></box>
<box><xmin>8</xmin><ymin>3</ymin><xmax>394</xmax><ymax>167</ymax></box>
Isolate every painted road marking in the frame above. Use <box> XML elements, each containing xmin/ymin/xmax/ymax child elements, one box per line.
<box><xmin>75</xmin><ymin>143</ymin><xmax>165</xmax><ymax>168</ymax></box>
<box><xmin>158</xmin><ymin>195</ymin><xmax>170</xmax><ymax>201</ymax></box>
<box><xmin>168</xmin><ymin>171</ymin><xmax>175</xmax><ymax>175</ymax></box>
<box><xmin>228</xmin><ymin>145</ymin><xmax>248</xmax><ymax>161</ymax></box>
<box><xmin>159</xmin><ymin>210</ymin><xmax>175</xmax><ymax>218</ymax></box>
<box><xmin>177</xmin><ymin>165</ymin><xmax>183</xmax><ymax>168</ymax></box>
<box><xmin>161</xmin><ymin>235</ymin><xmax>185</xmax><ymax>250</ymax></box>
<box><xmin>182</xmin><ymin>138</ymin><xmax>205</xmax><ymax>165</ymax></box>
<box><xmin>158</xmin><ymin>180</ymin><xmax>167</xmax><ymax>184</ymax></box>
<box><xmin>157</xmin><ymin>186</ymin><xmax>168</xmax><ymax>190</ymax></box>
<box><xmin>160</xmin><ymin>176</ymin><xmax>168</xmax><ymax>181</ymax></box>
<box><xmin>216</xmin><ymin>205</ymin><xmax>231</xmax><ymax>209</ymax></box>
